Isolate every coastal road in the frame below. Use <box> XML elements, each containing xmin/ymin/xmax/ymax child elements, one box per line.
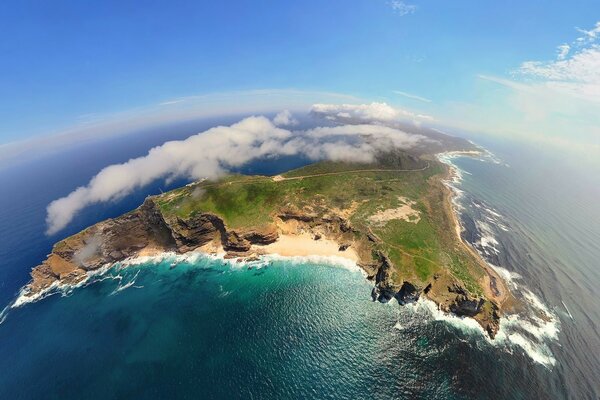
<box><xmin>272</xmin><ymin>162</ymin><xmax>431</xmax><ymax>182</ymax></box>
<box><xmin>192</xmin><ymin>162</ymin><xmax>431</xmax><ymax>189</ymax></box>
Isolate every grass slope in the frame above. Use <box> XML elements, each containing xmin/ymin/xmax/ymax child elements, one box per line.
<box><xmin>155</xmin><ymin>155</ymin><xmax>484</xmax><ymax>294</ymax></box>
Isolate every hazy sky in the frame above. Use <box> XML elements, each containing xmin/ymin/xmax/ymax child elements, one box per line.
<box><xmin>1</xmin><ymin>1</ymin><xmax>599</xmax><ymax>158</ymax></box>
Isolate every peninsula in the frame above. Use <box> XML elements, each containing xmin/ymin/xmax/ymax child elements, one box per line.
<box><xmin>25</xmin><ymin>150</ymin><xmax>509</xmax><ymax>337</ymax></box>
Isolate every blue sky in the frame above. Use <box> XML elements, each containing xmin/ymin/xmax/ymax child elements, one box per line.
<box><xmin>1</xmin><ymin>0</ymin><xmax>599</xmax><ymax>158</ymax></box>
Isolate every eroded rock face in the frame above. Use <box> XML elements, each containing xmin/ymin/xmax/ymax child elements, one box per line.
<box><xmin>27</xmin><ymin>199</ymin><xmax>178</xmax><ymax>293</ymax></box>
<box><xmin>224</xmin><ymin>231</ymin><xmax>252</xmax><ymax>252</ymax></box>
<box><xmin>371</xmin><ymin>253</ymin><xmax>401</xmax><ymax>303</ymax></box>
<box><xmin>25</xmin><ymin>197</ymin><xmax>501</xmax><ymax>338</ymax></box>
<box><xmin>368</xmin><ymin>251</ymin><xmax>501</xmax><ymax>338</ymax></box>
<box><xmin>450</xmin><ymin>296</ymin><xmax>485</xmax><ymax>317</ymax></box>
<box><xmin>395</xmin><ymin>281</ymin><xmax>421</xmax><ymax>305</ymax></box>
<box><xmin>168</xmin><ymin>214</ymin><xmax>221</xmax><ymax>252</ymax></box>
<box><xmin>242</xmin><ymin>227</ymin><xmax>278</xmax><ymax>245</ymax></box>
<box><xmin>26</xmin><ymin>198</ymin><xmax>281</xmax><ymax>295</ymax></box>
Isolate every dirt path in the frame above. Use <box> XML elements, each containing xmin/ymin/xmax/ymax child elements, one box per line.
<box><xmin>273</xmin><ymin>163</ymin><xmax>430</xmax><ymax>182</ymax></box>
<box><xmin>195</xmin><ymin>163</ymin><xmax>430</xmax><ymax>189</ymax></box>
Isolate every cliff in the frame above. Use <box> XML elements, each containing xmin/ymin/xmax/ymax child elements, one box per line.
<box><xmin>25</xmin><ymin>155</ymin><xmax>507</xmax><ymax>338</ymax></box>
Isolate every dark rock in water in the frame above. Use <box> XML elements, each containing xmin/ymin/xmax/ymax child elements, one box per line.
<box><xmin>395</xmin><ymin>281</ymin><xmax>421</xmax><ymax>305</ymax></box>
<box><xmin>486</xmin><ymin>303</ymin><xmax>501</xmax><ymax>338</ymax></box>
<box><xmin>450</xmin><ymin>295</ymin><xmax>485</xmax><ymax>317</ymax></box>
<box><xmin>371</xmin><ymin>287</ymin><xmax>378</xmax><ymax>301</ymax></box>
<box><xmin>371</xmin><ymin>285</ymin><xmax>395</xmax><ymax>303</ymax></box>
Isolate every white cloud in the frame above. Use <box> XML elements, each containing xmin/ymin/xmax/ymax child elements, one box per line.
<box><xmin>312</xmin><ymin>102</ymin><xmax>399</xmax><ymax>121</ymax></box>
<box><xmin>0</xmin><ymin>89</ymin><xmax>361</xmax><ymax>170</ymax></box>
<box><xmin>513</xmin><ymin>21</ymin><xmax>600</xmax><ymax>105</ymax></box>
<box><xmin>273</xmin><ymin>110</ymin><xmax>298</xmax><ymax>126</ymax></box>
<box><xmin>518</xmin><ymin>46</ymin><xmax>600</xmax><ymax>104</ymax></box>
<box><xmin>575</xmin><ymin>21</ymin><xmax>600</xmax><ymax>43</ymax></box>
<box><xmin>310</xmin><ymin>102</ymin><xmax>433</xmax><ymax>124</ymax></box>
<box><xmin>443</xmin><ymin>23</ymin><xmax>600</xmax><ymax>162</ymax></box>
<box><xmin>557</xmin><ymin>44</ymin><xmax>570</xmax><ymax>60</ymax></box>
<box><xmin>389</xmin><ymin>1</ymin><xmax>417</xmax><ymax>16</ymax></box>
<box><xmin>46</xmin><ymin>115</ymin><xmax>427</xmax><ymax>235</ymax></box>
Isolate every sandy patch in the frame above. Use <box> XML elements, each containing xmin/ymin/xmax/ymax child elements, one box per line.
<box><xmin>272</xmin><ymin>175</ymin><xmax>285</xmax><ymax>182</ymax></box>
<box><xmin>254</xmin><ymin>232</ymin><xmax>358</xmax><ymax>263</ymax></box>
<box><xmin>137</xmin><ymin>247</ymin><xmax>167</xmax><ymax>257</ymax></box>
<box><xmin>333</xmin><ymin>200</ymin><xmax>365</xmax><ymax>219</ymax></box>
<box><xmin>368</xmin><ymin>196</ymin><xmax>421</xmax><ymax>226</ymax></box>
<box><xmin>197</xmin><ymin>240</ymin><xmax>225</xmax><ymax>255</ymax></box>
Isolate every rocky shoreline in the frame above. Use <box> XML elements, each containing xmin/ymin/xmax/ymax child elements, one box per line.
<box><xmin>25</xmin><ymin>179</ymin><xmax>504</xmax><ymax>337</ymax></box>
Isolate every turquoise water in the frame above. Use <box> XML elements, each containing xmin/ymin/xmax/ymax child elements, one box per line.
<box><xmin>1</xmin><ymin>135</ymin><xmax>598</xmax><ymax>399</ymax></box>
<box><xmin>0</xmin><ymin>253</ymin><xmax>569</xmax><ymax>399</ymax></box>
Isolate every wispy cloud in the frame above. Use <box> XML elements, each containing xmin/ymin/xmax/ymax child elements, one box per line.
<box><xmin>575</xmin><ymin>21</ymin><xmax>600</xmax><ymax>43</ymax></box>
<box><xmin>160</xmin><ymin>99</ymin><xmax>186</xmax><ymax>106</ymax></box>
<box><xmin>393</xmin><ymin>90</ymin><xmax>432</xmax><ymax>103</ymax></box>
<box><xmin>389</xmin><ymin>1</ymin><xmax>417</xmax><ymax>16</ymax></box>
<box><xmin>441</xmin><ymin>23</ymin><xmax>600</xmax><ymax>163</ymax></box>
<box><xmin>45</xmin><ymin>112</ymin><xmax>427</xmax><ymax>234</ymax></box>
<box><xmin>516</xmin><ymin>21</ymin><xmax>600</xmax><ymax>104</ymax></box>
<box><xmin>464</xmin><ymin>20</ymin><xmax>600</xmax><ymax>161</ymax></box>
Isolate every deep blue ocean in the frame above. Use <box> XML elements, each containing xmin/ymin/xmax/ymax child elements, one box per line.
<box><xmin>0</xmin><ymin>120</ymin><xmax>598</xmax><ymax>399</ymax></box>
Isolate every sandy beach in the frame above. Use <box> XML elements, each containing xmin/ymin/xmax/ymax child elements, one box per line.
<box><xmin>253</xmin><ymin>232</ymin><xmax>359</xmax><ymax>263</ymax></box>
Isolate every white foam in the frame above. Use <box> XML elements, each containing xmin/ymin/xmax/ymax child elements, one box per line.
<box><xmin>109</xmin><ymin>270</ymin><xmax>142</xmax><ymax>296</ymax></box>
<box><xmin>262</xmin><ymin>253</ymin><xmax>363</xmax><ymax>274</ymax></box>
<box><xmin>561</xmin><ymin>301</ymin><xmax>574</xmax><ymax>321</ymax></box>
<box><xmin>437</xmin><ymin>148</ymin><xmax>559</xmax><ymax>369</ymax></box>
<box><xmin>407</xmin><ymin>298</ymin><xmax>488</xmax><ymax>336</ymax></box>
<box><xmin>487</xmin><ymin>264</ymin><xmax>521</xmax><ymax>289</ymax></box>
<box><xmin>503</xmin><ymin>332</ymin><xmax>556</xmax><ymax>366</ymax></box>
<box><xmin>8</xmin><ymin>250</ymin><xmax>363</xmax><ymax>312</ymax></box>
<box><xmin>404</xmin><ymin>297</ymin><xmax>559</xmax><ymax>368</ymax></box>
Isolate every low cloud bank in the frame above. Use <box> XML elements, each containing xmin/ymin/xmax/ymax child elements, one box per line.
<box><xmin>46</xmin><ymin>113</ymin><xmax>427</xmax><ymax>235</ymax></box>
<box><xmin>310</xmin><ymin>102</ymin><xmax>433</xmax><ymax>125</ymax></box>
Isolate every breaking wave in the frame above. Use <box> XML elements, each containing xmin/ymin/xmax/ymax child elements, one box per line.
<box><xmin>5</xmin><ymin>250</ymin><xmax>364</xmax><ymax>319</ymax></box>
<box><xmin>437</xmin><ymin>149</ymin><xmax>560</xmax><ymax>368</ymax></box>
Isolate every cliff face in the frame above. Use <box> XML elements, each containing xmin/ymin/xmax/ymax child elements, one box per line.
<box><xmin>30</xmin><ymin>199</ymin><xmax>175</xmax><ymax>293</ymax></box>
<box><xmin>26</xmin><ymin>197</ymin><xmax>501</xmax><ymax>338</ymax></box>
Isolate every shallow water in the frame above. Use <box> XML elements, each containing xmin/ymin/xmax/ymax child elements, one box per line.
<box><xmin>0</xmin><ymin>130</ymin><xmax>598</xmax><ymax>399</ymax></box>
<box><xmin>0</xmin><ymin>255</ymin><xmax>569</xmax><ymax>399</ymax></box>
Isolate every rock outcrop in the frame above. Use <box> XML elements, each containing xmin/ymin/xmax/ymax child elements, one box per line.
<box><xmin>25</xmin><ymin>196</ymin><xmax>501</xmax><ymax>338</ymax></box>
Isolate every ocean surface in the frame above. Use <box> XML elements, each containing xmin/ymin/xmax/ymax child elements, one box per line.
<box><xmin>0</xmin><ymin>122</ymin><xmax>598</xmax><ymax>399</ymax></box>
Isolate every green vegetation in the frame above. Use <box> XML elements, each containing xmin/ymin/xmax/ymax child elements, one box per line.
<box><xmin>154</xmin><ymin>153</ymin><xmax>485</xmax><ymax>294</ymax></box>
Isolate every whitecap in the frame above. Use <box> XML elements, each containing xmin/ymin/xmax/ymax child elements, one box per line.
<box><xmin>7</xmin><ymin>250</ymin><xmax>363</xmax><ymax>313</ymax></box>
<box><xmin>109</xmin><ymin>270</ymin><xmax>142</xmax><ymax>296</ymax></box>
